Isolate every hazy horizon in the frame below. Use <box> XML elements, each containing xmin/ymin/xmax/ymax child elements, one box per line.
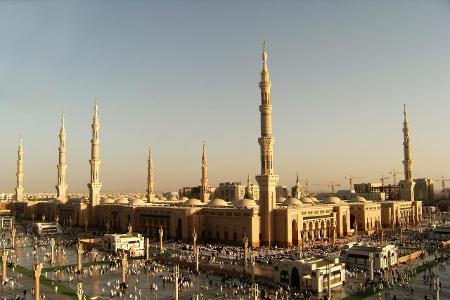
<box><xmin>1</xmin><ymin>1</ymin><xmax>450</xmax><ymax>194</ymax></box>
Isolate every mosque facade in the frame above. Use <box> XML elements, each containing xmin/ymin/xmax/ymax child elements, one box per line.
<box><xmin>5</xmin><ymin>45</ymin><xmax>422</xmax><ymax>248</ymax></box>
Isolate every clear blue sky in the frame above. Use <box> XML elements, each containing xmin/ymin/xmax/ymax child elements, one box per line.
<box><xmin>1</xmin><ymin>1</ymin><xmax>450</xmax><ymax>193</ymax></box>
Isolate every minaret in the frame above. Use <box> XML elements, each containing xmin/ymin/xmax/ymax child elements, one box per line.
<box><xmin>146</xmin><ymin>147</ymin><xmax>155</xmax><ymax>202</ymax></box>
<box><xmin>56</xmin><ymin>113</ymin><xmax>68</xmax><ymax>202</ymax></box>
<box><xmin>292</xmin><ymin>172</ymin><xmax>302</xmax><ymax>199</ymax></box>
<box><xmin>245</xmin><ymin>173</ymin><xmax>253</xmax><ymax>199</ymax></box>
<box><xmin>199</xmin><ymin>140</ymin><xmax>210</xmax><ymax>202</ymax></box>
<box><xmin>15</xmin><ymin>135</ymin><xmax>24</xmax><ymax>201</ymax></box>
<box><xmin>399</xmin><ymin>105</ymin><xmax>415</xmax><ymax>201</ymax></box>
<box><xmin>255</xmin><ymin>42</ymin><xmax>279</xmax><ymax>247</ymax></box>
<box><xmin>87</xmin><ymin>103</ymin><xmax>102</xmax><ymax>223</ymax></box>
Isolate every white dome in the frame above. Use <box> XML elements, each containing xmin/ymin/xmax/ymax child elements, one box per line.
<box><xmin>309</xmin><ymin>197</ymin><xmax>319</xmax><ymax>203</ymax></box>
<box><xmin>100</xmin><ymin>198</ymin><xmax>115</xmax><ymax>204</ymax></box>
<box><xmin>277</xmin><ymin>197</ymin><xmax>287</xmax><ymax>203</ymax></box>
<box><xmin>206</xmin><ymin>198</ymin><xmax>230</xmax><ymax>207</ymax></box>
<box><xmin>235</xmin><ymin>199</ymin><xmax>258</xmax><ymax>208</ymax></box>
<box><xmin>180</xmin><ymin>196</ymin><xmax>189</xmax><ymax>201</ymax></box>
<box><xmin>130</xmin><ymin>198</ymin><xmax>146</xmax><ymax>205</ymax></box>
<box><xmin>300</xmin><ymin>197</ymin><xmax>314</xmax><ymax>204</ymax></box>
<box><xmin>283</xmin><ymin>198</ymin><xmax>302</xmax><ymax>207</ymax></box>
<box><xmin>169</xmin><ymin>196</ymin><xmax>178</xmax><ymax>201</ymax></box>
<box><xmin>323</xmin><ymin>196</ymin><xmax>342</xmax><ymax>204</ymax></box>
<box><xmin>182</xmin><ymin>198</ymin><xmax>204</xmax><ymax>206</ymax></box>
<box><xmin>115</xmin><ymin>196</ymin><xmax>129</xmax><ymax>204</ymax></box>
<box><xmin>352</xmin><ymin>196</ymin><xmax>367</xmax><ymax>203</ymax></box>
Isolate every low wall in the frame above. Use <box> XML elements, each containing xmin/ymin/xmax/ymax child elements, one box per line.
<box><xmin>398</xmin><ymin>249</ymin><xmax>424</xmax><ymax>264</ymax></box>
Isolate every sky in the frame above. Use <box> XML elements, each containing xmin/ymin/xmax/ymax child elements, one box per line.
<box><xmin>1</xmin><ymin>1</ymin><xmax>450</xmax><ymax>194</ymax></box>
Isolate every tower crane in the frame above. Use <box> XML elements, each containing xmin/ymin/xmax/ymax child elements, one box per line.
<box><xmin>389</xmin><ymin>169</ymin><xmax>402</xmax><ymax>186</ymax></box>
<box><xmin>301</xmin><ymin>178</ymin><xmax>309</xmax><ymax>194</ymax></box>
<box><xmin>435</xmin><ymin>176</ymin><xmax>450</xmax><ymax>199</ymax></box>
<box><xmin>379</xmin><ymin>175</ymin><xmax>390</xmax><ymax>186</ymax></box>
<box><xmin>314</xmin><ymin>181</ymin><xmax>341</xmax><ymax>194</ymax></box>
<box><xmin>344</xmin><ymin>175</ymin><xmax>364</xmax><ymax>191</ymax></box>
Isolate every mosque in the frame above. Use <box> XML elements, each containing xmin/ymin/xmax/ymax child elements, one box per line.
<box><xmin>5</xmin><ymin>45</ymin><xmax>422</xmax><ymax>248</ymax></box>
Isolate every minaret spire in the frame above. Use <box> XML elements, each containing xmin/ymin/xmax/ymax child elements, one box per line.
<box><xmin>255</xmin><ymin>42</ymin><xmax>279</xmax><ymax>247</ymax></box>
<box><xmin>200</xmin><ymin>140</ymin><xmax>210</xmax><ymax>202</ymax></box>
<box><xmin>146</xmin><ymin>147</ymin><xmax>155</xmax><ymax>202</ymax></box>
<box><xmin>87</xmin><ymin>102</ymin><xmax>102</xmax><ymax>223</ymax></box>
<box><xmin>399</xmin><ymin>104</ymin><xmax>415</xmax><ymax>201</ymax></box>
<box><xmin>15</xmin><ymin>135</ymin><xmax>24</xmax><ymax>201</ymax></box>
<box><xmin>56</xmin><ymin>113</ymin><xmax>68</xmax><ymax>202</ymax></box>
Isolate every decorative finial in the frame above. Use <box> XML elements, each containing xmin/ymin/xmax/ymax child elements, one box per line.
<box><xmin>403</xmin><ymin>104</ymin><xmax>407</xmax><ymax>122</ymax></box>
<box><xmin>262</xmin><ymin>41</ymin><xmax>267</xmax><ymax>63</ymax></box>
<box><xmin>61</xmin><ymin>112</ymin><xmax>65</xmax><ymax>127</ymax></box>
<box><xmin>296</xmin><ymin>172</ymin><xmax>299</xmax><ymax>184</ymax></box>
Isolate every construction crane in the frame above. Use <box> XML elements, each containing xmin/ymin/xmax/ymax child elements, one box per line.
<box><xmin>314</xmin><ymin>181</ymin><xmax>341</xmax><ymax>194</ymax></box>
<box><xmin>389</xmin><ymin>169</ymin><xmax>402</xmax><ymax>186</ymax></box>
<box><xmin>435</xmin><ymin>176</ymin><xmax>450</xmax><ymax>198</ymax></box>
<box><xmin>379</xmin><ymin>175</ymin><xmax>390</xmax><ymax>186</ymax></box>
<box><xmin>301</xmin><ymin>178</ymin><xmax>309</xmax><ymax>195</ymax></box>
<box><xmin>344</xmin><ymin>175</ymin><xmax>364</xmax><ymax>191</ymax></box>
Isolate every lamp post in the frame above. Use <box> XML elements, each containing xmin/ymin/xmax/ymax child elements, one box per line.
<box><xmin>433</xmin><ymin>276</ymin><xmax>440</xmax><ymax>300</ymax></box>
<box><xmin>368</xmin><ymin>252</ymin><xmax>374</xmax><ymax>281</ymax></box>
<box><xmin>243</xmin><ymin>233</ymin><xmax>248</xmax><ymax>267</ymax></box>
<box><xmin>174</xmin><ymin>265</ymin><xmax>179</xmax><ymax>300</ymax></box>
<box><xmin>159</xmin><ymin>226</ymin><xmax>164</xmax><ymax>253</ymax></box>
<box><xmin>76</xmin><ymin>240</ymin><xmax>83</xmax><ymax>273</ymax></box>
<box><xmin>50</xmin><ymin>238</ymin><xmax>55</xmax><ymax>264</ymax></box>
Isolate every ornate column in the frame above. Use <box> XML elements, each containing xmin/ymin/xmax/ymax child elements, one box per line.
<box><xmin>33</xmin><ymin>261</ymin><xmax>42</xmax><ymax>300</ymax></box>
<box><xmin>76</xmin><ymin>281</ymin><xmax>84</xmax><ymax>300</ymax></box>
<box><xmin>145</xmin><ymin>237</ymin><xmax>150</xmax><ymax>261</ymax></box>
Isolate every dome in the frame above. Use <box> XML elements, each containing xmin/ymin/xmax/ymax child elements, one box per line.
<box><xmin>234</xmin><ymin>199</ymin><xmax>258</xmax><ymax>208</ymax></box>
<box><xmin>115</xmin><ymin>196</ymin><xmax>129</xmax><ymax>204</ymax></box>
<box><xmin>159</xmin><ymin>196</ymin><xmax>167</xmax><ymax>201</ymax></box>
<box><xmin>100</xmin><ymin>198</ymin><xmax>115</xmax><ymax>204</ymax></box>
<box><xmin>351</xmin><ymin>196</ymin><xmax>367</xmax><ymax>203</ymax></box>
<box><xmin>277</xmin><ymin>197</ymin><xmax>287</xmax><ymax>203</ymax></box>
<box><xmin>182</xmin><ymin>198</ymin><xmax>204</xmax><ymax>206</ymax></box>
<box><xmin>130</xmin><ymin>198</ymin><xmax>146</xmax><ymax>205</ymax></box>
<box><xmin>283</xmin><ymin>197</ymin><xmax>302</xmax><ymax>207</ymax></box>
<box><xmin>206</xmin><ymin>198</ymin><xmax>230</xmax><ymax>207</ymax></box>
<box><xmin>323</xmin><ymin>196</ymin><xmax>342</xmax><ymax>204</ymax></box>
<box><xmin>169</xmin><ymin>196</ymin><xmax>178</xmax><ymax>201</ymax></box>
<box><xmin>180</xmin><ymin>196</ymin><xmax>189</xmax><ymax>201</ymax></box>
<box><xmin>309</xmin><ymin>197</ymin><xmax>319</xmax><ymax>203</ymax></box>
<box><xmin>300</xmin><ymin>197</ymin><xmax>314</xmax><ymax>204</ymax></box>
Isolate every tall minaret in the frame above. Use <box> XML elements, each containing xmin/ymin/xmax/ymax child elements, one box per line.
<box><xmin>15</xmin><ymin>135</ymin><xmax>24</xmax><ymax>201</ymax></box>
<box><xmin>292</xmin><ymin>172</ymin><xmax>302</xmax><ymax>199</ymax></box>
<box><xmin>255</xmin><ymin>42</ymin><xmax>279</xmax><ymax>247</ymax></box>
<box><xmin>245</xmin><ymin>173</ymin><xmax>253</xmax><ymax>199</ymax></box>
<box><xmin>146</xmin><ymin>147</ymin><xmax>155</xmax><ymax>202</ymax></box>
<box><xmin>87</xmin><ymin>103</ymin><xmax>102</xmax><ymax>223</ymax></box>
<box><xmin>199</xmin><ymin>140</ymin><xmax>210</xmax><ymax>202</ymax></box>
<box><xmin>56</xmin><ymin>113</ymin><xmax>68</xmax><ymax>202</ymax></box>
<box><xmin>399</xmin><ymin>105</ymin><xmax>415</xmax><ymax>201</ymax></box>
